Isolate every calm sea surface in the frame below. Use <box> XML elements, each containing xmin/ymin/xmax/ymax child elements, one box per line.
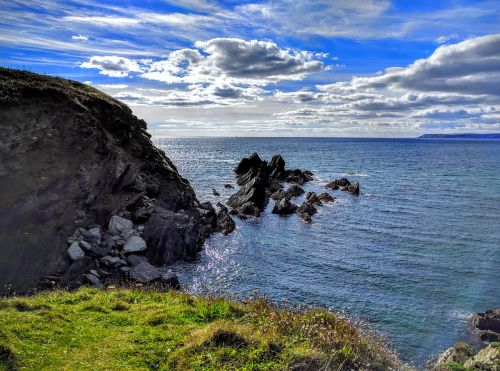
<box><xmin>153</xmin><ymin>137</ymin><xmax>500</xmax><ymax>366</ymax></box>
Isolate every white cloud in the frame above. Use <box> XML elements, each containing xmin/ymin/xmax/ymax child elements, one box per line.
<box><xmin>63</xmin><ymin>16</ymin><xmax>140</xmax><ymax>26</ymax></box>
<box><xmin>435</xmin><ymin>34</ymin><xmax>458</xmax><ymax>44</ymax></box>
<box><xmin>71</xmin><ymin>34</ymin><xmax>88</xmax><ymax>41</ymax></box>
<box><xmin>80</xmin><ymin>56</ymin><xmax>144</xmax><ymax>77</ymax></box>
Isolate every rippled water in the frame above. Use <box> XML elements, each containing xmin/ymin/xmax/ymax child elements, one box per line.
<box><xmin>153</xmin><ymin>137</ymin><xmax>500</xmax><ymax>366</ymax></box>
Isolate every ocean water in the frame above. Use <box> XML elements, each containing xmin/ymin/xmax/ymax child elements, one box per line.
<box><xmin>153</xmin><ymin>137</ymin><xmax>500</xmax><ymax>367</ymax></box>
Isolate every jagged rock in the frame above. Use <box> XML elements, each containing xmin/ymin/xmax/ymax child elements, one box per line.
<box><xmin>326</xmin><ymin>178</ymin><xmax>351</xmax><ymax>190</ymax></box>
<box><xmin>144</xmin><ymin>206</ymin><xmax>213</xmax><ymax>266</ymax></box>
<box><xmin>286</xmin><ymin>169</ymin><xmax>311</xmax><ymax>185</ymax></box>
<box><xmin>235</xmin><ymin>153</ymin><xmax>264</xmax><ymax>175</ymax></box>
<box><xmin>318</xmin><ymin>192</ymin><xmax>335</xmax><ymax>202</ymax></box>
<box><xmin>127</xmin><ymin>254</ymin><xmax>148</xmax><ymax>266</ymax></box>
<box><xmin>472</xmin><ymin>309</ymin><xmax>500</xmax><ymax>342</ymax></box>
<box><xmin>100</xmin><ymin>255</ymin><xmax>127</xmax><ymax>267</ymax></box>
<box><xmin>60</xmin><ymin>257</ymin><xmax>95</xmax><ymax>288</ymax></box>
<box><xmin>346</xmin><ymin>181</ymin><xmax>360</xmax><ymax>195</ymax></box>
<box><xmin>212</xmin><ymin>188</ymin><xmax>220</xmax><ymax>196</ymax></box>
<box><xmin>82</xmin><ymin>227</ymin><xmax>101</xmax><ymax>246</ymax></box>
<box><xmin>269</xmin><ymin>154</ymin><xmax>286</xmax><ymax>179</ymax></box>
<box><xmin>216</xmin><ymin>202</ymin><xmax>228</xmax><ymax>213</ymax></box>
<box><xmin>306</xmin><ymin>192</ymin><xmax>322</xmax><ymax>205</ymax></box>
<box><xmin>227</xmin><ymin>175</ymin><xmax>268</xmax><ymax>215</ymax></box>
<box><xmin>83</xmin><ymin>273</ymin><xmax>100</xmax><ymax>286</ymax></box>
<box><xmin>216</xmin><ymin>210</ymin><xmax>236</xmax><ymax>236</ymax></box>
<box><xmin>108</xmin><ymin>215</ymin><xmax>134</xmax><ymax>239</ymax></box>
<box><xmin>296</xmin><ymin>202</ymin><xmax>318</xmax><ymax>223</ymax></box>
<box><xmin>67</xmin><ymin>242</ymin><xmax>85</xmax><ymax>261</ymax></box>
<box><xmin>129</xmin><ymin>261</ymin><xmax>162</xmax><ymax>283</ymax></box>
<box><xmin>224</xmin><ymin>184</ymin><xmax>234</xmax><ymax>189</ymax></box>
<box><xmin>270</xmin><ymin>189</ymin><xmax>287</xmax><ymax>200</ymax></box>
<box><xmin>272</xmin><ymin>198</ymin><xmax>298</xmax><ymax>215</ymax></box>
<box><xmin>286</xmin><ymin>185</ymin><xmax>305</xmax><ymax>197</ymax></box>
<box><xmin>122</xmin><ymin>235</ymin><xmax>147</xmax><ymax>254</ymax></box>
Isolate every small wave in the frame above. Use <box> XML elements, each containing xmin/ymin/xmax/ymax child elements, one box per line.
<box><xmin>342</xmin><ymin>172</ymin><xmax>369</xmax><ymax>177</ymax></box>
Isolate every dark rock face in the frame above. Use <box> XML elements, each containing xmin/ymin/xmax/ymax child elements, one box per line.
<box><xmin>227</xmin><ymin>153</ymin><xmax>313</xmax><ymax>218</ymax></box>
<box><xmin>0</xmin><ymin>68</ymin><xmax>214</xmax><ymax>294</ymax></box>
<box><xmin>471</xmin><ymin>309</ymin><xmax>500</xmax><ymax>342</ymax></box>
<box><xmin>216</xmin><ymin>208</ymin><xmax>236</xmax><ymax>236</ymax></box>
<box><xmin>286</xmin><ymin>185</ymin><xmax>305</xmax><ymax>197</ymax></box>
<box><xmin>318</xmin><ymin>192</ymin><xmax>335</xmax><ymax>203</ymax></box>
<box><xmin>272</xmin><ymin>198</ymin><xmax>298</xmax><ymax>215</ymax></box>
<box><xmin>346</xmin><ymin>182</ymin><xmax>360</xmax><ymax>195</ymax></box>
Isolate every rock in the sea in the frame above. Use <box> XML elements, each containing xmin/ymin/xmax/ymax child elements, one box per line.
<box><xmin>270</xmin><ymin>189</ymin><xmax>287</xmax><ymax>200</ymax></box>
<box><xmin>296</xmin><ymin>202</ymin><xmax>318</xmax><ymax>223</ymax></box>
<box><xmin>235</xmin><ymin>152</ymin><xmax>265</xmax><ymax>175</ymax></box>
<box><xmin>346</xmin><ymin>181</ymin><xmax>360</xmax><ymax>195</ymax></box>
<box><xmin>286</xmin><ymin>185</ymin><xmax>305</xmax><ymax>197</ymax></box>
<box><xmin>100</xmin><ymin>255</ymin><xmax>127</xmax><ymax>267</ymax></box>
<box><xmin>67</xmin><ymin>242</ymin><xmax>85</xmax><ymax>261</ymax></box>
<box><xmin>122</xmin><ymin>235</ymin><xmax>147</xmax><ymax>254</ymax></box>
<box><xmin>216</xmin><ymin>210</ymin><xmax>236</xmax><ymax>236</ymax></box>
<box><xmin>227</xmin><ymin>174</ymin><xmax>268</xmax><ymax>216</ymax></box>
<box><xmin>326</xmin><ymin>178</ymin><xmax>351</xmax><ymax>190</ymax></box>
<box><xmin>269</xmin><ymin>154</ymin><xmax>286</xmax><ymax>179</ymax></box>
<box><xmin>129</xmin><ymin>261</ymin><xmax>161</xmax><ymax>283</ymax></box>
<box><xmin>108</xmin><ymin>215</ymin><xmax>134</xmax><ymax>239</ymax></box>
<box><xmin>224</xmin><ymin>183</ymin><xmax>234</xmax><ymax>189</ymax></box>
<box><xmin>318</xmin><ymin>192</ymin><xmax>335</xmax><ymax>202</ymax></box>
<box><xmin>272</xmin><ymin>197</ymin><xmax>298</xmax><ymax>215</ymax></box>
<box><xmin>471</xmin><ymin>309</ymin><xmax>500</xmax><ymax>342</ymax></box>
<box><xmin>212</xmin><ymin>188</ymin><xmax>220</xmax><ymax>196</ymax></box>
<box><xmin>305</xmin><ymin>192</ymin><xmax>322</xmax><ymax>205</ymax></box>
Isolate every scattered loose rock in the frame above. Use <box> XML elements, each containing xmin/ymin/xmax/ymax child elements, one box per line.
<box><xmin>67</xmin><ymin>242</ymin><xmax>85</xmax><ymax>261</ymax></box>
<box><xmin>123</xmin><ymin>235</ymin><xmax>147</xmax><ymax>254</ymax></box>
<box><xmin>272</xmin><ymin>197</ymin><xmax>298</xmax><ymax>215</ymax></box>
<box><xmin>318</xmin><ymin>192</ymin><xmax>335</xmax><ymax>203</ymax></box>
<box><xmin>129</xmin><ymin>261</ymin><xmax>162</xmax><ymax>283</ymax></box>
<box><xmin>286</xmin><ymin>185</ymin><xmax>305</xmax><ymax>197</ymax></box>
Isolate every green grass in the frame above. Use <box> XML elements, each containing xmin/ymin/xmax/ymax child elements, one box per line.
<box><xmin>0</xmin><ymin>288</ymin><xmax>399</xmax><ymax>370</ymax></box>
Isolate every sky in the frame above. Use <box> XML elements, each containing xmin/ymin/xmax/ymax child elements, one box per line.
<box><xmin>1</xmin><ymin>0</ymin><xmax>499</xmax><ymax>137</ymax></box>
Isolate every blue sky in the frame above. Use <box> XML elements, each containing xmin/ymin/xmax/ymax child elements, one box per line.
<box><xmin>1</xmin><ymin>0</ymin><xmax>499</xmax><ymax>136</ymax></box>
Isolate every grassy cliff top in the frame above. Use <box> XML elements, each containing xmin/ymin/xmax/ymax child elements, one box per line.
<box><xmin>0</xmin><ymin>288</ymin><xmax>399</xmax><ymax>370</ymax></box>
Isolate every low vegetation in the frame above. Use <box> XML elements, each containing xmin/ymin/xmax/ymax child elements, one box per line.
<box><xmin>0</xmin><ymin>288</ymin><xmax>399</xmax><ymax>370</ymax></box>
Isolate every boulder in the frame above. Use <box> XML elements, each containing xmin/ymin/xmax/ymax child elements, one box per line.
<box><xmin>216</xmin><ymin>210</ymin><xmax>236</xmax><ymax>236</ymax></box>
<box><xmin>83</xmin><ymin>273</ymin><xmax>101</xmax><ymax>286</ymax></box>
<box><xmin>129</xmin><ymin>261</ymin><xmax>162</xmax><ymax>283</ymax></box>
<box><xmin>306</xmin><ymin>192</ymin><xmax>322</xmax><ymax>205</ymax></box>
<box><xmin>122</xmin><ymin>235</ymin><xmax>147</xmax><ymax>254</ymax></box>
<box><xmin>127</xmin><ymin>254</ymin><xmax>148</xmax><ymax>266</ymax></box>
<box><xmin>326</xmin><ymin>178</ymin><xmax>351</xmax><ymax>190</ymax></box>
<box><xmin>108</xmin><ymin>215</ymin><xmax>134</xmax><ymax>239</ymax></box>
<box><xmin>346</xmin><ymin>181</ymin><xmax>360</xmax><ymax>195</ymax></box>
<box><xmin>82</xmin><ymin>227</ymin><xmax>101</xmax><ymax>246</ymax></box>
<box><xmin>286</xmin><ymin>185</ymin><xmax>305</xmax><ymax>197</ymax></box>
<box><xmin>296</xmin><ymin>201</ymin><xmax>317</xmax><ymax>223</ymax></box>
<box><xmin>270</xmin><ymin>189</ymin><xmax>287</xmax><ymax>200</ymax></box>
<box><xmin>212</xmin><ymin>188</ymin><xmax>220</xmax><ymax>196</ymax></box>
<box><xmin>272</xmin><ymin>198</ymin><xmax>298</xmax><ymax>215</ymax></box>
<box><xmin>100</xmin><ymin>255</ymin><xmax>127</xmax><ymax>267</ymax></box>
<box><xmin>318</xmin><ymin>192</ymin><xmax>335</xmax><ymax>202</ymax></box>
<box><xmin>67</xmin><ymin>242</ymin><xmax>85</xmax><ymax>261</ymax></box>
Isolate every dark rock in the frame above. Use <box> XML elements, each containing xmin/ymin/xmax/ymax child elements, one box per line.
<box><xmin>216</xmin><ymin>202</ymin><xmax>228</xmax><ymax>213</ymax></box>
<box><xmin>305</xmin><ymin>192</ymin><xmax>322</xmax><ymax>205</ymax></box>
<box><xmin>269</xmin><ymin>154</ymin><xmax>286</xmax><ymax>179</ymax></box>
<box><xmin>100</xmin><ymin>255</ymin><xmax>127</xmax><ymax>267</ymax></box>
<box><xmin>126</xmin><ymin>254</ymin><xmax>148</xmax><ymax>266</ymax></box>
<box><xmin>318</xmin><ymin>192</ymin><xmax>335</xmax><ymax>202</ymax></box>
<box><xmin>326</xmin><ymin>178</ymin><xmax>351</xmax><ymax>190</ymax></box>
<box><xmin>206</xmin><ymin>330</ymin><xmax>249</xmax><ymax>348</ymax></box>
<box><xmin>296</xmin><ymin>201</ymin><xmax>317</xmax><ymax>223</ymax></box>
<box><xmin>471</xmin><ymin>309</ymin><xmax>500</xmax><ymax>340</ymax></box>
<box><xmin>223</xmin><ymin>184</ymin><xmax>234</xmax><ymax>189</ymax></box>
<box><xmin>270</xmin><ymin>189</ymin><xmax>287</xmax><ymax>200</ymax></box>
<box><xmin>160</xmin><ymin>272</ymin><xmax>181</xmax><ymax>290</ymax></box>
<box><xmin>272</xmin><ymin>198</ymin><xmax>298</xmax><ymax>215</ymax></box>
<box><xmin>82</xmin><ymin>227</ymin><xmax>102</xmax><ymax>246</ymax></box>
<box><xmin>60</xmin><ymin>256</ymin><xmax>95</xmax><ymax>287</ymax></box>
<box><xmin>212</xmin><ymin>188</ymin><xmax>220</xmax><ymax>196</ymax></box>
<box><xmin>216</xmin><ymin>210</ymin><xmax>236</xmax><ymax>236</ymax></box>
<box><xmin>286</xmin><ymin>185</ymin><xmax>305</xmax><ymax>197</ymax></box>
<box><xmin>479</xmin><ymin>330</ymin><xmax>500</xmax><ymax>342</ymax></box>
<box><xmin>122</xmin><ymin>235</ymin><xmax>147</xmax><ymax>254</ymax></box>
<box><xmin>83</xmin><ymin>273</ymin><xmax>100</xmax><ymax>286</ymax></box>
<box><xmin>129</xmin><ymin>261</ymin><xmax>161</xmax><ymax>283</ymax></box>
<box><xmin>286</xmin><ymin>169</ymin><xmax>312</xmax><ymax>185</ymax></box>
<box><xmin>235</xmin><ymin>153</ymin><xmax>264</xmax><ymax>175</ymax></box>
<box><xmin>0</xmin><ymin>68</ymin><xmax>211</xmax><ymax>294</ymax></box>
<box><xmin>227</xmin><ymin>174</ymin><xmax>268</xmax><ymax>215</ymax></box>
<box><xmin>67</xmin><ymin>242</ymin><xmax>85</xmax><ymax>261</ymax></box>
<box><xmin>108</xmin><ymin>215</ymin><xmax>134</xmax><ymax>239</ymax></box>
<box><xmin>346</xmin><ymin>181</ymin><xmax>360</xmax><ymax>195</ymax></box>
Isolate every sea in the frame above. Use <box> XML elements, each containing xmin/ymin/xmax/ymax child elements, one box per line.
<box><xmin>153</xmin><ymin>137</ymin><xmax>500</xmax><ymax>367</ymax></box>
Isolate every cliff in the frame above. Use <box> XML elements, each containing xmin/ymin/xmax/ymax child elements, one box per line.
<box><xmin>0</xmin><ymin>68</ymin><xmax>215</xmax><ymax>294</ymax></box>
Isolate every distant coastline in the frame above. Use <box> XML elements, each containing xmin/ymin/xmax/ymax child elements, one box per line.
<box><xmin>418</xmin><ymin>133</ymin><xmax>500</xmax><ymax>139</ymax></box>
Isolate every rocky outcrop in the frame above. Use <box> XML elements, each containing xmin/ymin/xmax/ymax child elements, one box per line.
<box><xmin>0</xmin><ymin>68</ymin><xmax>215</xmax><ymax>294</ymax></box>
<box><xmin>472</xmin><ymin>309</ymin><xmax>500</xmax><ymax>342</ymax></box>
<box><xmin>227</xmin><ymin>153</ymin><xmax>313</xmax><ymax>218</ymax></box>
<box><xmin>326</xmin><ymin>178</ymin><xmax>360</xmax><ymax>195</ymax></box>
<box><xmin>434</xmin><ymin>343</ymin><xmax>499</xmax><ymax>371</ymax></box>
<box><xmin>272</xmin><ymin>198</ymin><xmax>298</xmax><ymax>215</ymax></box>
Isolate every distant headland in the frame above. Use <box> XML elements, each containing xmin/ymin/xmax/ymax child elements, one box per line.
<box><xmin>418</xmin><ymin>133</ymin><xmax>500</xmax><ymax>139</ymax></box>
